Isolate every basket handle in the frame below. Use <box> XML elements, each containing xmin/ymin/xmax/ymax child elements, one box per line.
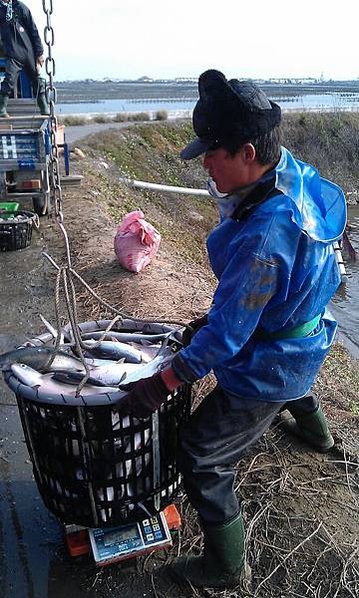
<box><xmin>31</xmin><ymin>214</ymin><xmax>40</xmax><ymax>230</ymax></box>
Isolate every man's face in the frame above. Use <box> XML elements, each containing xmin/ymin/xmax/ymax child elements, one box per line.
<box><xmin>203</xmin><ymin>147</ymin><xmax>248</xmax><ymax>194</ymax></box>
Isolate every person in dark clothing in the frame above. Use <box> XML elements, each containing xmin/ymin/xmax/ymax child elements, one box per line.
<box><xmin>121</xmin><ymin>70</ymin><xmax>346</xmax><ymax>589</ymax></box>
<box><xmin>0</xmin><ymin>0</ymin><xmax>49</xmax><ymax>116</ymax></box>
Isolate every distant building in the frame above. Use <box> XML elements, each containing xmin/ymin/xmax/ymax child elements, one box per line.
<box><xmin>264</xmin><ymin>77</ymin><xmax>320</xmax><ymax>85</ymax></box>
<box><xmin>175</xmin><ymin>77</ymin><xmax>197</xmax><ymax>83</ymax></box>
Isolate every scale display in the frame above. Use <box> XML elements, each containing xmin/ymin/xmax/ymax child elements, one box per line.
<box><xmin>89</xmin><ymin>512</ymin><xmax>172</xmax><ymax>565</ymax></box>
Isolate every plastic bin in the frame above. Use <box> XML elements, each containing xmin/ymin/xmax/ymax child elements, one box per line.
<box><xmin>0</xmin><ymin>209</ymin><xmax>35</xmax><ymax>251</ymax></box>
<box><xmin>0</xmin><ymin>202</ymin><xmax>20</xmax><ymax>212</ymax></box>
<box><xmin>5</xmin><ymin>319</ymin><xmax>191</xmax><ymax>528</ymax></box>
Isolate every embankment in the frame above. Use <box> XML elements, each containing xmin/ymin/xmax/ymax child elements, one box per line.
<box><xmin>62</xmin><ymin>111</ymin><xmax>359</xmax><ymax>433</ymax></box>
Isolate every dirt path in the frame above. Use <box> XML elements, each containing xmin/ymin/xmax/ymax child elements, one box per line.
<box><xmin>0</xmin><ymin>222</ymin><xmax>98</xmax><ymax>598</ymax></box>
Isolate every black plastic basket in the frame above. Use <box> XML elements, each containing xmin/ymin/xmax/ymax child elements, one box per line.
<box><xmin>5</xmin><ymin>320</ymin><xmax>191</xmax><ymax>528</ymax></box>
<box><xmin>0</xmin><ymin>209</ymin><xmax>35</xmax><ymax>252</ymax></box>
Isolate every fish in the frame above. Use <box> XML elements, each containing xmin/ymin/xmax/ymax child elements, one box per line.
<box><xmin>0</xmin><ymin>346</ymin><xmax>86</xmax><ymax>373</ymax></box>
<box><xmin>98</xmin><ymin>485</ymin><xmax>115</xmax><ymax>523</ymax></box>
<box><xmin>80</xmin><ymin>331</ymin><xmax>173</xmax><ymax>344</ymax></box>
<box><xmin>83</xmin><ymin>340</ymin><xmax>144</xmax><ymax>363</ymax></box>
<box><xmin>11</xmin><ymin>363</ymin><xmax>122</xmax><ymax>397</ymax></box>
<box><xmin>52</xmin><ymin>371</ymin><xmax>111</xmax><ymax>387</ymax></box>
<box><xmin>84</xmin><ymin>343</ymin><xmax>163</xmax><ymax>364</ymax></box>
<box><xmin>39</xmin><ymin>314</ymin><xmax>74</xmax><ymax>343</ymax></box>
<box><xmin>54</xmin><ymin>361</ymin><xmax>143</xmax><ymax>387</ymax></box>
<box><xmin>53</xmin><ymin>345</ymin><xmax>173</xmax><ymax>387</ymax></box>
<box><xmin>88</xmin><ymin>344</ymin><xmax>173</xmax><ymax>385</ymax></box>
<box><xmin>119</xmin><ymin>353</ymin><xmax>174</xmax><ymax>386</ymax></box>
<box><xmin>82</xmin><ymin>341</ymin><xmax>167</xmax><ymax>365</ymax></box>
<box><xmin>84</xmin><ymin>356</ymin><xmax>127</xmax><ymax>367</ymax></box>
<box><xmin>130</xmin><ymin>342</ymin><xmax>162</xmax><ymax>361</ymax></box>
<box><xmin>39</xmin><ymin>314</ymin><xmax>65</xmax><ymax>345</ymax></box>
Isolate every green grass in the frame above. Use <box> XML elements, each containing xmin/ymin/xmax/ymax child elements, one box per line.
<box><xmin>59</xmin><ymin>115</ymin><xmax>87</xmax><ymax>126</ymax></box>
<box><xmin>92</xmin><ymin>114</ymin><xmax>113</xmax><ymax>123</ymax></box>
<box><xmin>349</xmin><ymin>401</ymin><xmax>359</xmax><ymax>415</ymax></box>
<box><xmin>127</xmin><ymin>112</ymin><xmax>151</xmax><ymax>122</ymax></box>
<box><xmin>59</xmin><ymin>111</ymin><xmax>156</xmax><ymax>127</ymax></box>
<box><xmin>83</xmin><ymin>113</ymin><xmax>359</xmax><ymax>276</ymax></box>
<box><xmin>282</xmin><ymin>112</ymin><xmax>359</xmax><ymax>193</ymax></box>
<box><xmin>113</xmin><ymin>113</ymin><xmax>129</xmax><ymax>122</ymax></box>
<box><xmin>155</xmin><ymin>110</ymin><xmax>168</xmax><ymax>121</ymax></box>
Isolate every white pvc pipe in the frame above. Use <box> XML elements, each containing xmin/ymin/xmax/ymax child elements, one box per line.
<box><xmin>119</xmin><ymin>177</ymin><xmax>210</xmax><ymax>197</ymax></box>
<box><xmin>333</xmin><ymin>241</ymin><xmax>348</xmax><ymax>282</ymax></box>
<box><xmin>120</xmin><ymin>176</ymin><xmax>349</xmax><ymax>284</ymax></box>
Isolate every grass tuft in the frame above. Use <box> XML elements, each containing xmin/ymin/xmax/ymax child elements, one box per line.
<box><xmin>155</xmin><ymin>110</ymin><xmax>168</xmax><ymax>121</ymax></box>
<box><xmin>127</xmin><ymin>112</ymin><xmax>151</xmax><ymax>122</ymax></box>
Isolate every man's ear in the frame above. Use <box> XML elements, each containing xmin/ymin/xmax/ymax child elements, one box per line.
<box><xmin>242</xmin><ymin>143</ymin><xmax>256</xmax><ymax>162</ymax></box>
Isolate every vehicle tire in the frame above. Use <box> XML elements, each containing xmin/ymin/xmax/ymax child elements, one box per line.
<box><xmin>33</xmin><ymin>196</ymin><xmax>47</xmax><ymax>216</ymax></box>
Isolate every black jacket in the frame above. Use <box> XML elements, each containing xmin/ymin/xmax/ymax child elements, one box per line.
<box><xmin>0</xmin><ymin>1</ymin><xmax>43</xmax><ymax>63</ymax></box>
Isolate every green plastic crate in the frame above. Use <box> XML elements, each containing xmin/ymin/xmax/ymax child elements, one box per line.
<box><xmin>0</xmin><ymin>202</ymin><xmax>20</xmax><ymax>212</ymax></box>
<box><xmin>0</xmin><ymin>202</ymin><xmax>20</xmax><ymax>221</ymax></box>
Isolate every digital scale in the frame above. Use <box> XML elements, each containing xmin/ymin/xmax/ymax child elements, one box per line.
<box><xmin>89</xmin><ymin>512</ymin><xmax>172</xmax><ymax>566</ymax></box>
<box><xmin>65</xmin><ymin>506</ymin><xmax>180</xmax><ymax>567</ymax></box>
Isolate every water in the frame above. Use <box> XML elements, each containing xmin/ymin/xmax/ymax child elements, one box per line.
<box><xmin>331</xmin><ymin>205</ymin><xmax>359</xmax><ymax>357</ymax></box>
<box><xmin>56</xmin><ymin>92</ymin><xmax>359</xmax><ymax>117</ymax></box>
<box><xmin>56</xmin><ymin>98</ymin><xmax>195</xmax><ymax>116</ymax></box>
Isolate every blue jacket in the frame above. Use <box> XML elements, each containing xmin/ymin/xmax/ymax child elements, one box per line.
<box><xmin>173</xmin><ymin>147</ymin><xmax>346</xmax><ymax>401</ymax></box>
<box><xmin>0</xmin><ymin>1</ymin><xmax>43</xmax><ymax>63</ymax></box>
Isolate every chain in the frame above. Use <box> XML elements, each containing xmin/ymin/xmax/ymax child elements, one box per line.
<box><xmin>42</xmin><ymin>0</ymin><xmax>63</xmax><ymax>228</ymax></box>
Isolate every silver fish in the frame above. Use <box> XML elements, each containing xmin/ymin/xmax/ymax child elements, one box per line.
<box><xmin>130</xmin><ymin>342</ymin><xmax>162</xmax><ymax>361</ymax></box>
<box><xmin>80</xmin><ymin>331</ymin><xmax>172</xmax><ymax>344</ymax></box>
<box><xmin>0</xmin><ymin>346</ymin><xmax>86</xmax><ymax>373</ymax></box>
<box><xmin>51</xmin><ymin>371</ymin><xmax>110</xmax><ymax>387</ymax></box>
<box><xmin>83</xmin><ymin>340</ymin><xmax>144</xmax><ymax>363</ymax></box>
<box><xmin>39</xmin><ymin>314</ymin><xmax>65</xmax><ymax>345</ymax></box>
<box><xmin>119</xmin><ymin>353</ymin><xmax>173</xmax><ymax>386</ymax></box>
<box><xmin>84</xmin><ymin>344</ymin><xmax>162</xmax><ymax>364</ymax></box>
<box><xmin>84</xmin><ymin>356</ymin><xmax>126</xmax><ymax>367</ymax></box>
<box><xmin>54</xmin><ymin>361</ymin><xmax>145</xmax><ymax>387</ymax></box>
<box><xmin>86</xmin><ymin>344</ymin><xmax>174</xmax><ymax>386</ymax></box>
<box><xmin>11</xmin><ymin>363</ymin><xmax>121</xmax><ymax>396</ymax></box>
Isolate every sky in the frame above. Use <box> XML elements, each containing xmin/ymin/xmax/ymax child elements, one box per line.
<box><xmin>29</xmin><ymin>0</ymin><xmax>359</xmax><ymax>82</ymax></box>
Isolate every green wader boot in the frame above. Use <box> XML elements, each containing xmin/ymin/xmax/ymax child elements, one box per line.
<box><xmin>37</xmin><ymin>93</ymin><xmax>50</xmax><ymax>115</ymax></box>
<box><xmin>168</xmin><ymin>513</ymin><xmax>245</xmax><ymax>589</ymax></box>
<box><xmin>35</xmin><ymin>78</ymin><xmax>50</xmax><ymax>115</ymax></box>
<box><xmin>281</xmin><ymin>406</ymin><xmax>334</xmax><ymax>452</ymax></box>
<box><xmin>0</xmin><ymin>94</ymin><xmax>9</xmax><ymax>117</ymax></box>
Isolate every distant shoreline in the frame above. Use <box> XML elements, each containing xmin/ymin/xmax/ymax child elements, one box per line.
<box><xmin>55</xmin><ymin>80</ymin><xmax>359</xmax><ymax>104</ymax></box>
<box><xmin>58</xmin><ymin>105</ymin><xmax>359</xmax><ymax>124</ymax></box>
<box><xmin>52</xmin><ymin>80</ymin><xmax>359</xmax><ymax>117</ymax></box>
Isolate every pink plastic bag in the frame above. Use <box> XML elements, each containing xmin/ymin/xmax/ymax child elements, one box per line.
<box><xmin>114</xmin><ymin>210</ymin><xmax>161</xmax><ymax>273</ymax></box>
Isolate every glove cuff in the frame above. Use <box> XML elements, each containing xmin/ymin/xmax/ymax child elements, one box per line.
<box><xmin>160</xmin><ymin>367</ymin><xmax>182</xmax><ymax>391</ymax></box>
<box><xmin>172</xmin><ymin>352</ymin><xmax>199</xmax><ymax>384</ymax></box>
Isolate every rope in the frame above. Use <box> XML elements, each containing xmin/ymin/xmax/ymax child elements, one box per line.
<box><xmin>31</xmin><ymin>214</ymin><xmax>40</xmax><ymax>230</ymax></box>
<box><xmin>43</xmin><ymin>252</ymin><xmax>188</xmax><ymax>329</ymax></box>
<box><xmin>40</xmin><ymin>1</ymin><xmax>189</xmax><ymax>399</ymax></box>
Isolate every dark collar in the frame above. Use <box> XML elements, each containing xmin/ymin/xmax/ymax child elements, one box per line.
<box><xmin>231</xmin><ymin>168</ymin><xmax>280</xmax><ymax>222</ymax></box>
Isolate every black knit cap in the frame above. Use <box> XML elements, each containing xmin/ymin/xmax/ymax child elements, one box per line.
<box><xmin>181</xmin><ymin>70</ymin><xmax>281</xmax><ymax>160</ymax></box>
